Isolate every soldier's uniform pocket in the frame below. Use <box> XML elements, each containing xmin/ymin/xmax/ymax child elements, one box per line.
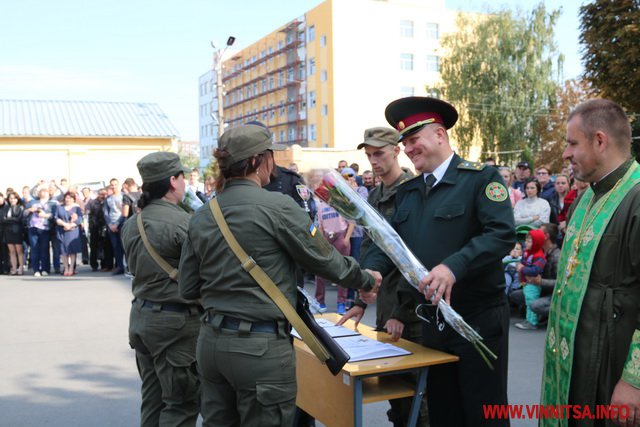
<box><xmin>256</xmin><ymin>380</ymin><xmax>297</xmax><ymax>426</ymax></box>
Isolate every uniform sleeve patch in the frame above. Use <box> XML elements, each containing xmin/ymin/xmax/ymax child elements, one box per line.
<box><xmin>485</xmin><ymin>182</ymin><xmax>508</xmax><ymax>202</ymax></box>
<box><xmin>309</xmin><ymin>224</ymin><xmax>317</xmax><ymax>236</ymax></box>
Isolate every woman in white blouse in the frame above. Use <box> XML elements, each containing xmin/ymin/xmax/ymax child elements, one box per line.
<box><xmin>513</xmin><ymin>180</ymin><xmax>550</xmax><ymax>228</ymax></box>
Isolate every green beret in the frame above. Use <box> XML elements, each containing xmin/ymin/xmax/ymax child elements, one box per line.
<box><xmin>357</xmin><ymin>127</ymin><xmax>400</xmax><ymax>149</ymax></box>
<box><xmin>219</xmin><ymin>124</ymin><xmax>286</xmax><ymax>164</ymax></box>
<box><xmin>137</xmin><ymin>152</ymin><xmax>187</xmax><ymax>184</ymax></box>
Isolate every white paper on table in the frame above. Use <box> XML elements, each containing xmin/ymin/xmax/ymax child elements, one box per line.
<box><xmin>334</xmin><ymin>335</ymin><xmax>411</xmax><ymax>362</ymax></box>
<box><xmin>291</xmin><ymin>317</ymin><xmax>361</xmax><ymax>340</ymax></box>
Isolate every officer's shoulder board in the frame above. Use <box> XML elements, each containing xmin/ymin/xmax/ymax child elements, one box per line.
<box><xmin>457</xmin><ymin>160</ymin><xmax>485</xmax><ymax>171</ymax></box>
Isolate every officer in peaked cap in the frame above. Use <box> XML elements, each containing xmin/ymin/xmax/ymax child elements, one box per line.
<box><xmin>121</xmin><ymin>151</ymin><xmax>201</xmax><ymax>426</ymax></box>
<box><xmin>360</xmin><ymin>97</ymin><xmax>515</xmax><ymax>426</ymax></box>
<box><xmin>178</xmin><ymin>124</ymin><xmax>379</xmax><ymax>427</ymax></box>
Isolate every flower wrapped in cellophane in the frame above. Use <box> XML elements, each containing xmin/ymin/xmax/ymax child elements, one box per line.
<box><xmin>315</xmin><ymin>169</ymin><xmax>497</xmax><ymax>368</ymax></box>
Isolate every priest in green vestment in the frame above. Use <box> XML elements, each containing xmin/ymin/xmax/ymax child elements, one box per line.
<box><xmin>541</xmin><ymin>99</ymin><xmax>640</xmax><ymax>427</ymax></box>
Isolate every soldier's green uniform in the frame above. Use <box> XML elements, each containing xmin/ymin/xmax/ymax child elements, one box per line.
<box><xmin>121</xmin><ymin>152</ymin><xmax>201</xmax><ymax>427</ymax></box>
<box><xmin>179</xmin><ymin>125</ymin><xmax>374</xmax><ymax>427</ymax></box>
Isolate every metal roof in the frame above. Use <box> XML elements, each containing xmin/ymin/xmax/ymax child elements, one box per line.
<box><xmin>0</xmin><ymin>99</ymin><xmax>180</xmax><ymax>138</ymax></box>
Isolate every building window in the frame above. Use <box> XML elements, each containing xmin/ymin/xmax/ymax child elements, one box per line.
<box><xmin>269</xmin><ymin>103</ymin><xmax>275</xmax><ymax>119</ymax></box>
<box><xmin>400</xmin><ymin>20</ymin><xmax>414</xmax><ymax>38</ymax></box>
<box><xmin>252</xmin><ymin>83</ymin><xmax>258</xmax><ymax>96</ymax></box>
<box><xmin>269</xmin><ymin>76</ymin><xmax>274</xmax><ymax>90</ymax></box>
<box><xmin>286</xmin><ymin>33</ymin><xmax>293</xmax><ymax>44</ymax></box>
<box><xmin>322</xmin><ymin>104</ymin><xmax>328</xmax><ymax>116</ymax></box>
<box><xmin>320</xmin><ymin>35</ymin><xmax>326</xmax><ymax>47</ymax></box>
<box><xmin>309</xmin><ymin>91</ymin><xmax>316</xmax><ymax>108</ymax></box>
<box><xmin>261</xmin><ymin>79</ymin><xmax>267</xmax><ymax>92</ymax></box>
<box><xmin>308</xmin><ymin>58</ymin><xmax>316</xmax><ymax>76</ymax></box>
<box><xmin>298</xmin><ymin>63</ymin><xmax>305</xmax><ymax>80</ymax></box>
<box><xmin>309</xmin><ymin>124</ymin><xmax>317</xmax><ymax>141</ymax></box>
<box><xmin>400</xmin><ymin>87</ymin><xmax>414</xmax><ymax>98</ymax></box>
<box><xmin>279</xmin><ymin>101</ymin><xmax>285</xmax><ymax>116</ymax></box>
<box><xmin>308</xmin><ymin>25</ymin><xmax>315</xmax><ymax>42</ymax></box>
<box><xmin>400</xmin><ymin>53</ymin><xmax>414</xmax><ymax>71</ymax></box>
<box><xmin>426</xmin><ymin>55</ymin><xmax>440</xmax><ymax>72</ymax></box>
<box><xmin>426</xmin><ymin>23</ymin><xmax>439</xmax><ymax>40</ymax></box>
<box><xmin>288</xmin><ymin>128</ymin><xmax>296</xmax><ymax>141</ymax></box>
<box><xmin>279</xmin><ymin>71</ymin><xmax>284</xmax><ymax>87</ymax></box>
<box><xmin>288</xmin><ymin>67</ymin><xmax>295</xmax><ymax>82</ymax></box>
<box><xmin>279</xmin><ymin>130</ymin><xmax>285</xmax><ymax>141</ymax></box>
<box><xmin>299</xmin><ymin>126</ymin><xmax>306</xmax><ymax>139</ymax></box>
<box><xmin>321</xmin><ymin>69</ymin><xmax>328</xmax><ymax>82</ymax></box>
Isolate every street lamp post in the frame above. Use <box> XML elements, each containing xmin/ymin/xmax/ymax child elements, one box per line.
<box><xmin>211</xmin><ymin>36</ymin><xmax>235</xmax><ymax>138</ymax></box>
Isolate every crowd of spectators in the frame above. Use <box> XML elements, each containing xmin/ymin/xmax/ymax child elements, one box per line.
<box><xmin>1</xmin><ymin>159</ymin><xmax>582</xmax><ymax>332</ymax></box>
<box><xmin>0</xmin><ymin>173</ymin><xmax>149</xmax><ymax>277</ymax></box>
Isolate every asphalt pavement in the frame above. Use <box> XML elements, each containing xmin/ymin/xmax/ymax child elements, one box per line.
<box><xmin>0</xmin><ymin>268</ymin><xmax>545</xmax><ymax>426</ymax></box>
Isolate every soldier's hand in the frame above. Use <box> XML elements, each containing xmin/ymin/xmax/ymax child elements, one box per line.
<box><xmin>420</xmin><ymin>264</ymin><xmax>456</xmax><ymax>305</ymax></box>
<box><xmin>365</xmin><ymin>269</ymin><xmax>382</xmax><ymax>291</ymax></box>
<box><xmin>337</xmin><ymin>305</ymin><xmax>365</xmax><ymax>329</ymax></box>
<box><xmin>384</xmin><ymin>319</ymin><xmax>404</xmax><ymax>342</ymax></box>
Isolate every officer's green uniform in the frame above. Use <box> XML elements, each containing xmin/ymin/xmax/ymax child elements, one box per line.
<box><xmin>364</xmin><ymin>97</ymin><xmax>516</xmax><ymax>427</ymax></box>
<box><xmin>178</xmin><ymin>125</ymin><xmax>375</xmax><ymax>427</ymax></box>
<box><xmin>121</xmin><ymin>152</ymin><xmax>201</xmax><ymax>427</ymax></box>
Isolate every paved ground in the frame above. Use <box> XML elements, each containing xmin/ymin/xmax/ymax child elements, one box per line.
<box><xmin>0</xmin><ymin>268</ymin><xmax>545</xmax><ymax>426</ymax></box>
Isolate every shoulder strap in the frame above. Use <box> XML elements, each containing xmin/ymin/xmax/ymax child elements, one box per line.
<box><xmin>209</xmin><ymin>198</ymin><xmax>330</xmax><ymax>362</ymax></box>
<box><xmin>136</xmin><ymin>213</ymin><xmax>179</xmax><ymax>281</ymax></box>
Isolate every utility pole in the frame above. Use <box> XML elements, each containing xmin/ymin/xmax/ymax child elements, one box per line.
<box><xmin>211</xmin><ymin>36</ymin><xmax>236</xmax><ymax>138</ymax></box>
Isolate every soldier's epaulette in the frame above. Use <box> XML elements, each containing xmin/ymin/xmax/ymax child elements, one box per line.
<box><xmin>457</xmin><ymin>161</ymin><xmax>485</xmax><ymax>171</ymax></box>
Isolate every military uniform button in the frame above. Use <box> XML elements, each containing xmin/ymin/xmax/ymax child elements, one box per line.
<box><xmin>556</xmin><ymin>289</ymin><xmax>562</xmax><ymax>296</ymax></box>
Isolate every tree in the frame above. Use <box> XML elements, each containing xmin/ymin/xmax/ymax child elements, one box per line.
<box><xmin>435</xmin><ymin>4</ymin><xmax>562</xmax><ymax>165</ymax></box>
<box><xmin>579</xmin><ymin>0</ymin><xmax>640</xmax><ymax>113</ymax></box>
<box><xmin>534</xmin><ymin>79</ymin><xmax>593</xmax><ymax>172</ymax></box>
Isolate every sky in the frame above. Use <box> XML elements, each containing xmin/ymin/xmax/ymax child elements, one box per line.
<box><xmin>0</xmin><ymin>0</ymin><xmax>587</xmax><ymax>142</ymax></box>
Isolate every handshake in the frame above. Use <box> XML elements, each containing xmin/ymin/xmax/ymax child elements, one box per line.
<box><xmin>360</xmin><ymin>269</ymin><xmax>382</xmax><ymax>304</ymax></box>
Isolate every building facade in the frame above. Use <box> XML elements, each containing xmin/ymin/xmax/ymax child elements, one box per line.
<box><xmin>0</xmin><ymin>100</ymin><xmax>180</xmax><ymax>191</ymax></box>
<box><xmin>198</xmin><ymin>0</ymin><xmax>456</xmax><ymax>169</ymax></box>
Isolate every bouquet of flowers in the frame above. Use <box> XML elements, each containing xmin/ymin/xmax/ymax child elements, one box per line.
<box><xmin>180</xmin><ymin>187</ymin><xmax>205</xmax><ymax>213</ymax></box>
<box><xmin>314</xmin><ymin>169</ymin><xmax>497</xmax><ymax>368</ymax></box>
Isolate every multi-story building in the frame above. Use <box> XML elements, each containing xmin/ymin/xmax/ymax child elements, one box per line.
<box><xmin>198</xmin><ymin>69</ymin><xmax>217</xmax><ymax>171</ymax></box>
<box><xmin>199</xmin><ymin>0</ymin><xmax>455</xmax><ymax>168</ymax></box>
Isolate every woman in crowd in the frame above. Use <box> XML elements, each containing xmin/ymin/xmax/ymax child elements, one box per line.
<box><xmin>179</xmin><ymin>124</ymin><xmax>377</xmax><ymax>427</ymax></box>
<box><xmin>55</xmin><ymin>192</ymin><xmax>83</xmax><ymax>276</ymax></box>
<box><xmin>498</xmin><ymin>166</ymin><xmax>523</xmax><ymax>208</ymax></box>
<box><xmin>28</xmin><ymin>188</ymin><xmax>56</xmax><ymax>276</ymax></box>
<box><xmin>0</xmin><ymin>192</ymin><xmax>10</xmax><ymax>274</ymax></box>
<box><xmin>513</xmin><ymin>180</ymin><xmax>550</xmax><ymax>228</ymax></box>
<box><xmin>3</xmin><ymin>192</ymin><xmax>25</xmax><ymax>275</ymax></box>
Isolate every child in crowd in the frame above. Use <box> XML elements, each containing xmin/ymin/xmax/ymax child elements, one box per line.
<box><xmin>517</xmin><ymin>229</ymin><xmax>547</xmax><ymax>329</ymax></box>
<box><xmin>503</xmin><ymin>241</ymin><xmax>523</xmax><ymax>295</ymax></box>
<box><xmin>314</xmin><ymin>199</ymin><xmax>353</xmax><ymax>315</ymax></box>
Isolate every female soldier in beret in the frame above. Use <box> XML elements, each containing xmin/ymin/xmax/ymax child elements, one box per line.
<box><xmin>179</xmin><ymin>124</ymin><xmax>379</xmax><ymax>427</ymax></box>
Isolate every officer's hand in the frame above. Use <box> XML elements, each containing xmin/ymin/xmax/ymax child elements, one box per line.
<box><xmin>337</xmin><ymin>305</ymin><xmax>365</xmax><ymax>329</ymax></box>
<box><xmin>420</xmin><ymin>264</ymin><xmax>456</xmax><ymax>305</ymax></box>
<box><xmin>359</xmin><ymin>290</ymin><xmax>377</xmax><ymax>304</ymax></box>
<box><xmin>610</xmin><ymin>379</ymin><xmax>640</xmax><ymax>426</ymax></box>
<box><xmin>384</xmin><ymin>319</ymin><xmax>404</xmax><ymax>342</ymax></box>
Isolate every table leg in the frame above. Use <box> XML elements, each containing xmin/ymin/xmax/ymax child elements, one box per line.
<box><xmin>407</xmin><ymin>367</ymin><xmax>428</xmax><ymax>427</ymax></box>
<box><xmin>353</xmin><ymin>377</ymin><xmax>363</xmax><ymax>427</ymax></box>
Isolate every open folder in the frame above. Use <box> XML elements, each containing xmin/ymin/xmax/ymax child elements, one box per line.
<box><xmin>292</xmin><ymin>318</ymin><xmax>411</xmax><ymax>362</ymax></box>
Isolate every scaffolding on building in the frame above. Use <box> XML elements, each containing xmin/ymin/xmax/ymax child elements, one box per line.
<box><xmin>221</xmin><ymin>20</ymin><xmax>308</xmax><ymax>146</ymax></box>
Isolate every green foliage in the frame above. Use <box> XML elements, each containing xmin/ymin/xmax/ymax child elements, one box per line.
<box><xmin>203</xmin><ymin>159</ymin><xmax>219</xmax><ymax>180</ymax></box>
<box><xmin>535</xmin><ymin>79</ymin><xmax>593</xmax><ymax>172</ymax></box>
<box><xmin>579</xmin><ymin>0</ymin><xmax>640</xmax><ymax>113</ymax></box>
<box><xmin>435</xmin><ymin>4</ymin><xmax>561</xmax><ymax>165</ymax></box>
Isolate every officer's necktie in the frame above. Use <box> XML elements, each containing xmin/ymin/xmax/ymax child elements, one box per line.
<box><xmin>424</xmin><ymin>174</ymin><xmax>436</xmax><ymax>197</ymax></box>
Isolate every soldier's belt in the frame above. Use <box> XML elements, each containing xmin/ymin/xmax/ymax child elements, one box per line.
<box><xmin>134</xmin><ymin>298</ymin><xmax>202</xmax><ymax>315</ymax></box>
<box><xmin>205</xmin><ymin>312</ymin><xmax>280</xmax><ymax>334</ymax></box>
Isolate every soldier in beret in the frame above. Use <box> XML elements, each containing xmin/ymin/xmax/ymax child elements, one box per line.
<box><xmin>361</xmin><ymin>97</ymin><xmax>515</xmax><ymax>426</ymax></box>
<box><xmin>178</xmin><ymin>124</ymin><xmax>379</xmax><ymax>427</ymax></box>
<box><xmin>121</xmin><ymin>152</ymin><xmax>201</xmax><ymax>426</ymax></box>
